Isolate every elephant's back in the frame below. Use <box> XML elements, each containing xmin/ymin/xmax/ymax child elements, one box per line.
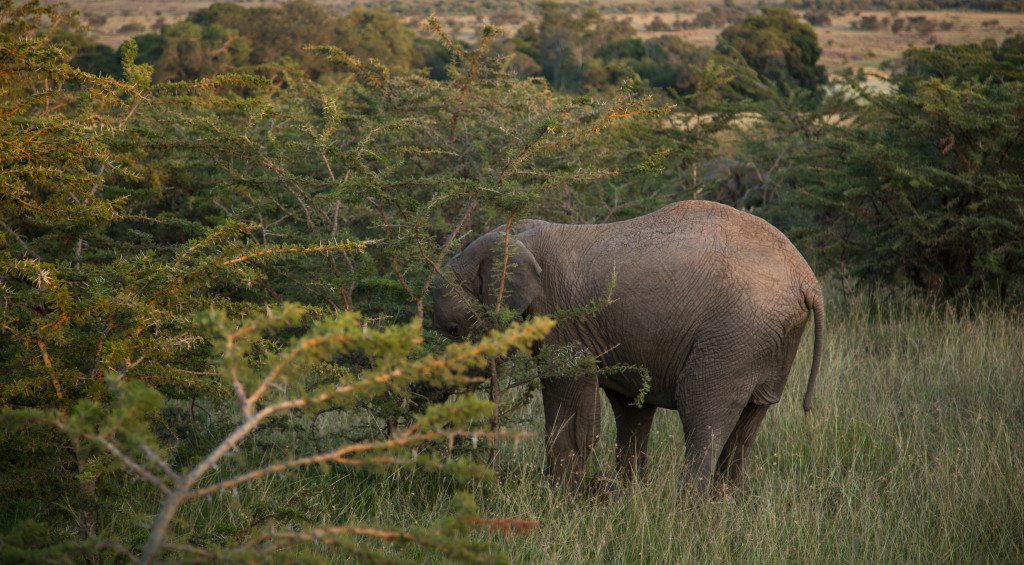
<box><xmin>638</xmin><ymin>200</ymin><xmax>789</xmax><ymax>246</ymax></box>
<box><xmin>580</xmin><ymin>199</ymin><xmax>816</xmax><ymax>336</ymax></box>
<box><xmin>634</xmin><ymin>200</ymin><xmax>814</xmax><ymax>283</ymax></box>
<box><xmin>588</xmin><ymin>201</ymin><xmax>810</xmax><ymax>274</ymax></box>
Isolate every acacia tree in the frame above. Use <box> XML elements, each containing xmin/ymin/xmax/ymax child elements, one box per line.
<box><xmin>2</xmin><ymin>4</ymin><xmax>728</xmax><ymax>559</ymax></box>
<box><xmin>765</xmin><ymin>39</ymin><xmax>1024</xmax><ymax>301</ymax></box>
<box><xmin>1</xmin><ymin>4</ymin><xmax>544</xmax><ymax>561</ymax></box>
<box><xmin>117</xmin><ymin>18</ymin><xmax>725</xmax><ymax>435</ymax></box>
<box><xmin>0</xmin><ymin>3</ymin><xmax>720</xmax><ymax>560</ymax></box>
<box><xmin>121</xmin><ymin>17</ymin><xmax>718</xmax><ymax>320</ymax></box>
<box><xmin>716</xmin><ymin>8</ymin><xmax>828</xmax><ymax>100</ymax></box>
<box><xmin>45</xmin><ymin>305</ymin><xmax>550</xmax><ymax>563</ymax></box>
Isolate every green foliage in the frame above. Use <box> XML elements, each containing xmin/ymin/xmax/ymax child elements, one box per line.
<box><xmin>505</xmin><ymin>3</ymin><xmax>717</xmax><ymax>97</ymax></box>
<box><xmin>762</xmin><ymin>38</ymin><xmax>1024</xmax><ymax>301</ymax></box>
<box><xmin>1</xmin><ymin>2</ymin><xmax>722</xmax><ymax>560</ymax></box>
<box><xmin>509</xmin><ymin>3</ymin><xmax>635</xmax><ymax>92</ymax></box>
<box><xmin>149</xmin><ymin>20</ymin><xmax>252</xmax><ymax>82</ymax></box>
<box><xmin>20</xmin><ymin>303</ymin><xmax>552</xmax><ymax>562</ymax></box>
<box><xmin>597</xmin><ymin>35</ymin><xmax>711</xmax><ymax>94</ymax></box>
<box><xmin>114</xmin><ymin>1</ymin><xmax>419</xmax><ymax>82</ymax></box>
<box><xmin>716</xmin><ymin>8</ymin><xmax>828</xmax><ymax>100</ymax></box>
<box><xmin>9</xmin><ymin>0</ymin><xmax>1019</xmax><ymax>560</ymax></box>
<box><xmin>896</xmin><ymin>35</ymin><xmax>1024</xmax><ymax>85</ymax></box>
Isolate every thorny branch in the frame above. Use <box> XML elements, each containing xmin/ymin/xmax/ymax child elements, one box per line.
<box><xmin>134</xmin><ymin>320</ymin><xmax>549</xmax><ymax>563</ymax></box>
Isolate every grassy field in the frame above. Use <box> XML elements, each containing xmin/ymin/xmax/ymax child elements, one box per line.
<box><xmin>98</xmin><ymin>285</ymin><xmax>1023</xmax><ymax>562</ymax></box>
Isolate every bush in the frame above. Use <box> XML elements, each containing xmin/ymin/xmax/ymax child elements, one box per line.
<box><xmin>803</xmin><ymin>9</ymin><xmax>832</xmax><ymax>26</ymax></box>
<box><xmin>2</xmin><ymin>4</ymin><xmax>723</xmax><ymax>558</ymax></box>
<box><xmin>116</xmin><ymin>21</ymin><xmax>146</xmax><ymax>34</ymax></box>
<box><xmin>510</xmin><ymin>4</ymin><xmax>634</xmax><ymax>92</ymax></box>
<box><xmin>717</xmin><ymin>8</ymin><xmax>828</xmax><ymax>99</ymax></box>
<box><xmin>645</xmin><ymin>15</ymin><xmax>672</xmax><ymax>32</ymax></box>
<box><xmin>768</xmin><ymin>38</ymin><xmax>1024</xmax><ymax>300</ymax></box>
<box><xmin>851</xmin><ymin>15</ymin><xmax>882</xmax><ymax>30</ymax></box>
<box><xmin>682</xmin><ymin>3</ymin><xmax>751</xmax><ymax>29</ymax></box>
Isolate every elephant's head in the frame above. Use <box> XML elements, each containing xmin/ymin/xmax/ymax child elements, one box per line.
<box><xmin>430</xmin><ymin>229</ymin><xmax>544</xmax><ymax>340</ymax></box>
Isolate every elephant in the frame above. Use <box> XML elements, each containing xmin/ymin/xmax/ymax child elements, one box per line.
<box><xmin>429</xmin><ymin>200</ymin><xmax>824</xmax><ymax>491</ymax></box>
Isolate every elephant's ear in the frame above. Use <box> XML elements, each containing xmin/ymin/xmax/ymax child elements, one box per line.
<box><xmin>449</xmin><ymin>231</ymin><xmax>543</xmax><ymax>316</ymax></box>
<box><xmin>505</xmin><ymin>239</ymin><xmax>543</xmax><ymax>316</ymax></box>
<box><xmin>449</xmin><ymin>231</ymin><xmax>500</xmax><ymax>297</ymax></box>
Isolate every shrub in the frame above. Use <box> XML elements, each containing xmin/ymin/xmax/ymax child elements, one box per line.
<box><xmin>717</xmin><ymin>8</ymin><xmax>829</xmax><ymax>99</ymax></box>
<box><xmin>116</xmin><ymin>21</ymin><xmax>146</xmax><ymax>34</ymax></box>
<box><xmin>645</xmin><ymin>15</ymin><xmax>672</xmax><ymax>31</ymax></box>
<box><xmin>852</xmin><ymin>15</ymin><xmax>882</xmax><ymax>30</ymax></box>
<box><xmin>770</xmin><ymin>39</ymin><xmax>1024</xmax><ymax>300</ymax></box>
<box><xmin>41</xmin><ymin>305</ymin><xmax>551</xmax><ymax>562</ymax></box>
<box><xmin>804</xmin><ymin>9</ymin><xmax>832</xmax><ymax>26</ymax></box>
<box><xmin>3</xmin><ymin>4</ymin><xmax>723</xmax><ymax>558</ymax></box>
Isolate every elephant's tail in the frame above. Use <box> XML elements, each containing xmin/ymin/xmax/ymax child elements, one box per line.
<box><xmin>803</xmin><ymin>287</ymin><xmax>825</xmax><ymax>413</ymax></box>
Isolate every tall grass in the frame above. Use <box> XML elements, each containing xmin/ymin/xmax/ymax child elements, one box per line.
<box><xmin>102</xmin><ymin>288</ymin><xmax>1024</xmax><ymax>562</ymax></box>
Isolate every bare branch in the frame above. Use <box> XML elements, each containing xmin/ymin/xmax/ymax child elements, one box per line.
<box><xmin>188</xmin><ymin>429</ymin><xmax>528</xmax><ymax>499</ymax></box>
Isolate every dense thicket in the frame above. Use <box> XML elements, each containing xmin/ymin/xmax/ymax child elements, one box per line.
<box><xmin>745</xmin><ymin>35</ymin><xmax>1024</xmax><ymax>301</ymax></box>
<box><xmin>69</xmin><ymin>1</ymin><xmax>435</xmax><ymax>82</ymax></box>
<box><xmin>1</xmin><ymin>2</ymin><xmax>720</xmax><ymax>560</ymax></box>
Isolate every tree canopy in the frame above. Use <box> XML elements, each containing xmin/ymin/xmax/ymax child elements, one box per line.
<box><xmin>716</xmin><ymin>8</ymin><xmax>828</xmax><ymax>99</ymax></box>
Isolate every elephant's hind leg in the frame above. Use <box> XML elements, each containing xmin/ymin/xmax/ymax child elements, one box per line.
<box><xmin>605</xmin><ymin>389</ymin><xmax>657</xmax><ymax>481</ymax></box>
<box><xmin>715</xmin><ymin>402</ymin><xmax>769</xmax><ymax>484</ymax></box>
<box><xmin>677</xmin><ymin>367</ymin><xmax>751</xmax><ymax>493</ymax></box>
<box><xmin>715</xmin><ymin>324</ymin><xmax>803</xmax><ymax>484</ymax></box>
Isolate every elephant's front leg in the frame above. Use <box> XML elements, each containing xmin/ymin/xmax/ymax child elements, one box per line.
<box><xmin>541</xmin><ymin>375</ymin><xmax>601</xmax><ymax>489</ymax></box>
<box><xmin>606</xmin><ymin>389</ymin><xmax>657</xmax><ymax>481</ymax></box>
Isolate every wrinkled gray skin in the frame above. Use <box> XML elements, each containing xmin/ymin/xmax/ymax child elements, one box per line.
<box><xmin>430</xmin><ymin>201</ymin><xmax>824</xmax><ymax>491</ymax></box>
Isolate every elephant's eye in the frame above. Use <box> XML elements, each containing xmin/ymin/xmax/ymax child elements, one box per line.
<box><xmin>447</xmin><ymin>326</ymin><xmax>459</xmax><ymax>337</ymax></box>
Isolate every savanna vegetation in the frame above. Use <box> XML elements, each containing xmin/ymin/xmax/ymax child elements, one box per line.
<box><xmin>2</xmin><ymin>0</ymin><xmax>1022</xmax><ymax>562</ymax></box>
<box><xmin>787</xmin><ymin>0</ymin><xmax>1024</xmax><ymax>11</ymax></box>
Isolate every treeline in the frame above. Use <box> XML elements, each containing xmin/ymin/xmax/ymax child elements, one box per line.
<box><xmin>318</xmin><ymin>1</ymin><xmax>703</xmax><ymax>17</ymax></box>
<box><xmin>69</xmin><ymin>1</ymin><xmax>827</xmax><ymax>101</ymax></box>
<box><xmin>741</xmin><ymin>35</ymin><xmax>1024</xmax><ymax>299</ymax></box>
<box><xmin>785</xmin><ymin>0</ymin><xmax>1024</xmax><ymax>12</ymax></box>
<box><xmin>70</xmin><ymin>1</ymin><xmax>442</xmax><ymax>82</ymax></box>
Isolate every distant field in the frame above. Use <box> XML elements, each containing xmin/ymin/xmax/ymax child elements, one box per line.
<box><xmin>62</xmin><ymin>0</ymin><xmax>1023</xmax><ymax>75</ymax></box>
